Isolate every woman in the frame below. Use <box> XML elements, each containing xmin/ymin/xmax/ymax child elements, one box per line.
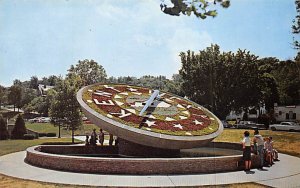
<box><xmin>242</xmin><ymin>131</ymin><xmax>252</xmax><ymax>171</ymax></box>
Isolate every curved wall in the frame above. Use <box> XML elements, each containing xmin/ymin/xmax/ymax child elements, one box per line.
<box><xmin>25</xmin><ymin>143</ymin><xmax>260</xmax><ymax>175</ymax></box>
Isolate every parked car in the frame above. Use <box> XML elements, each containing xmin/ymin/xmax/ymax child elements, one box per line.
<box><xmin>28</xmin><ymin>117</ymin><xmax>42</xmax><ymax>123</ymax></box>
<box><xmin>221</xmin><ymin>120</ymin><xmax>229</xmax><ymax>128</ymax></box>
<box><xmin>269</xmin><ymin>122</ymin><xmax>300</xmax><ymax>132</ymax></box>
<box><xmin>235</xmin><ymin>121</ymin><xmax>266</xmax><ymax>129</ymax></box>
<box><xmin>39</xmin><ymin>117</ymin><xmax>51</xmax><ymax>123</ymax></box>
<box><xmin>28</xmin><ymin>117</ymin><xmax>51</xmax><ymax>123</ymax></box>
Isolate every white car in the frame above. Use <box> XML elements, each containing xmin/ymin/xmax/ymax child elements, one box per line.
<box><xmin>269</xmin><ymin>122</ymin><xmax>300</xmax><ymax>132</ymax></box>
<box><xmin>40</xmin><ymin>117</ymin><xmax>51</xmax><ymax>123</ymax></box>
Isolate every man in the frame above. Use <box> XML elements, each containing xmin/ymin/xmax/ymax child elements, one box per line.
<box><xmin>99</xmin><ymin>129</ymin><xmax>105</xmax><ymax>146</ymax></box>
<box><xmin>253</xmin><ymin>129</ymin><xmax>264</xmax><ymax>170</ymax></box>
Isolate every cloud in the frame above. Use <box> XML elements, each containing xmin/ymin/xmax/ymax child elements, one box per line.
<box><xmin>92</xmin><ymin>1</ymin><xmax>214</xmax><ymax>78</ymax></box>
<box><xmin>167</xmin><ymin>28</ymin><xmax>213</xmax><ymax>73</ymax></box>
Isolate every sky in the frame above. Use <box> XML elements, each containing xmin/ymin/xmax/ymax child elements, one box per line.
<box><xmin>0</xmin><ymin>0</ymin><xmax>297</xmax><ymax>87</ymax></box>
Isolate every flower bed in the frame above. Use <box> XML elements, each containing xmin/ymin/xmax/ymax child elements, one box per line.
<box><xmin>82</xmin><ymin>84</ymin><xmax>220</xmax><ymax>136</ymax></box>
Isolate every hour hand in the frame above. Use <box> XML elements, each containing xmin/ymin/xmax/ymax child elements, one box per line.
<box><xmin>139</xmin><ymin>90</ymin><xmax>159</xmax><ymax>116</ymax></box>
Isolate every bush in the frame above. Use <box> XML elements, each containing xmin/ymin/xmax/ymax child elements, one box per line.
<box><xmin>0</xmin><ymin>115</ymin><xmax>9</xmax><ymax>140</ymax></box>
<box><xmin>11</xmin><ymin>115</ymin><xmax>27</xmax><ymax>139</ymax></box>
<box><xmin>46</xmin><ymin>133</ymin><xmax>56</xmax><ymax>137</ymax></box>
<box><xmin>23</xmin><ymin>134</ymin><xmax>35</xmax><ymax>140</ymax></box>
<box><xmin>38</xmin><ymin>133</ymin><xmax>47</xmax><ymax>137</ymax></box>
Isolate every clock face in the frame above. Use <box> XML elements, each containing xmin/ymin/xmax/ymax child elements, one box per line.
<box><xmin>81</xmin><ymin>84</ymin><xmax>220</xmax><ymax>136</ymax></box>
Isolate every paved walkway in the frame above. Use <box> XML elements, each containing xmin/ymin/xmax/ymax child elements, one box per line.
<box><xmin>0</xmin><ymin>151</ymin><xmax>299</xmax><ymax>187</ymax></box>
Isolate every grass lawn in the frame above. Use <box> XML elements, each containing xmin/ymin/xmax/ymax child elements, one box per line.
<box><xmin>214</xmin><ymin>129</ymin><xmax>300</xmax><ymax>158</ymax></box>
<box><xmin>26</xmin><ymin>122</ymin><xmax>100</xmax><ymax>137</ymax></box>
<box><xmin>0</xmin><ymin>138</ymin><xmax>83</xmax><ymax>156</ymax></box>
<box><xmin>0</xmin><ymin>129</ymin><xmax>298</xmax><ymax>187</ymax></box>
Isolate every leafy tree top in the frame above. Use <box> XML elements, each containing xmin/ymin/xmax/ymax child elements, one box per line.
<box><xmin>161</xmin><ymin>0</ymin><xmax>230</xmax><ymax>19</ymax></box>
<box><xmin>67</xmin><ymin>59</ymin><xmax>107</xmax><ymax>86</ymax></box>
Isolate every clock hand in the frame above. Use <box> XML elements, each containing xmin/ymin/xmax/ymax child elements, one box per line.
<box><xmin>139</xmin><ymin>90</ymin><xmax>159</xmax><ymax>116</ymax></box>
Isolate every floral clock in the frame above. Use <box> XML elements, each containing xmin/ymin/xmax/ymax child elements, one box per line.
<box><xmin>77</xmin><ymin>84</ymin><xmax>223</xmax><ymax>149</ymax></box>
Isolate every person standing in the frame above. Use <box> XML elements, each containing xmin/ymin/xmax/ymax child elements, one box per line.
<box><xmin>242</xmin><ymin>131</ymin><xmax>252</xmax><ymax>171</ymax></box>
<box><xmin>253</xmin><ymin>129</ymin><xmax>264</xmax><ymax>170</ymax></box>
<box><xmin>90</xmin><ymin>129</ymin><xmax>98</xmax><ymax>146</ymax></box>
<box><xmin>99</xmin><ymin>129</ymin><xmax>105</xmax><ymax>146</ymax></box>
<box><xmin>85</xmin><ymin>135</ymin><xmax>90</xmax><ymax>146</ymax></box>
<box><xmin>109</xmin><ymin>133</ymin><xmax>114</xmax><ymax>146</ymax></box>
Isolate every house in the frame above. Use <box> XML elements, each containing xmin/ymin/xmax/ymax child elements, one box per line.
<box><xmin>274</xmin><ymin>103</ymin><xmax>300</xmax><ymax>122</ymax></box>
<box><xmin>226</xmin><ymin>105</ymin><xmax>266</xmax><ymax>121</ymax></box>
<box><xmin>38</xmin><ymin>84</ymin><xmax>54</xmax><ymax>96</ymax></box>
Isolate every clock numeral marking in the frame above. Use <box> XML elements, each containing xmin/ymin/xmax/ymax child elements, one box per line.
<box><xmin>165</xmin><ymin>98</ymin><xmax>173</xmax><ymax>103</ymax></box>
<box><xmin>110</xmin><ymin>109</ymin><xmax>132</xmax><ymax>118</ymax></box>
<box><xmin>94</xmin><ymin>90</ymin><xmax>112</xmax><ymax>98</ymax></box>
<box><xmin>132</xmin><ymin>92</ymin><xmax>142</xmax><ymax>95</ymax></box>
<box><xmin>128</xmin><ymin>88</ymin><xmax>138</xmax><ymax>92</ymax></box>
<box><xmin>193</xmin><ymin>119</ymin><xmax>204</xmax><ymax>125</ymax></box>
<box><xmin>104</xmin><ymin>85</ymin><xmax>120</xmax><ymax>92</ymax></box>
<box><xmin>165</xmin><ymin>117</ymin><xmax>175</xmax><ymax>121</ymax></box>
<box><xmin>115</xmin><ymin>101</ymin><xmax>124</xmax><ymax>106</ymax></box>
<box><xmin>114</xmin><ymin>94</ymin><xmax>122</xmax><ymax>99</ymax></box>
<box><xmin>94</xmin><ymin>99</ymin><xmax>115</xmax><ymax>106</ymax></box>
<box><xmin>173</xmin><ymin>124</ymin><xmax>183</xmax><ymax>129</ymax></box>
<box><xmin>177</xmin><ymin>104</ymin><xmax>185</xmax><ymax>109</ymax></box>
<box><xmin>119</xmin><ymin>92</ymin><xmax>129</xmax><ymax>96</ymax></box>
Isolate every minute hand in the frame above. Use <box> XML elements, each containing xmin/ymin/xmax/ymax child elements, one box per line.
<box><xmin>139</xmin><ymin>90</ymin><xmax>159</xmax><ymax>116</ymax></box>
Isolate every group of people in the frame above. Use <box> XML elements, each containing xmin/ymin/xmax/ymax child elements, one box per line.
<box><xmin>242</xmin><ymin>129</ymin><xmax>279</xmax><ymax>172</ymax></box>
<box><xmin>85</xmin><ymin>128</ymin><xmax>117</xmax><ymax>146</ymax></box>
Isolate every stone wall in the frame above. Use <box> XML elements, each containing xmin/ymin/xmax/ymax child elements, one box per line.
<box><xmin>25</xmin><ymin>142</ymin><xmax>260</xmax><ymax>175</ymax></box>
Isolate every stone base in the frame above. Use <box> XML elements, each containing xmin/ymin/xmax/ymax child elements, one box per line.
<box><xmin>118</xmin><ymin>138</ymin><xmax>180</xmax><ymax>157</ymax></box>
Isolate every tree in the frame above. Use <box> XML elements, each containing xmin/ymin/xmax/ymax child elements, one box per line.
<box><xmin>49</xmin><ymin>78</ymin><xmax>82</xmax><ymax>143</ymax></box>
<box><xmin>0</xmin><ymin>85</ymin><xmax>6</xmax><ymax>110</ymax></box>
<box><xmin>48</xmin><ymin>75</ymin><xmax>59</xmax><ymax>86</ymax></box>
<box><xmin>29</xmin><ymin>76</ymin><xmax>39</xmax><ymax>89</ymax></box>
<box><xmin>160</xmin><ymin>0</ymin><xmax>230</xmax><ymax>19</ymax></box>
<box><xmin>257</xmin><ymin>57</ymin><xmax>280</xmax><ymax>111</ymax></box>
<box><xmin>272</xmin><ymin>60</ymin><xmax>300</xmax><ymax>105</ymax></box>
<box><xmin>292</xmin><ymin>0</ymin><xmax>300</xmax><ymax>50</ymax></box>
<box><xmin>8</xmin><ymin>85</ymin><xmax>22</xmax><ymax>112</ymax></box>
<box><xmin>67</xmin><ymin>59</ymin><xmax>107</xmax><ymax>86</ymax></box>
<box><xmin>20</xmin><ymin>88</ymin><xmax>38</xmax><ymax>109</ymax></box>
<box><xmin>11</xmin><ymin>114</ymin><xmax>27</xmax><ymax>139</ymax></box>
<box><xmin>0</xmin><ymin>115</ymin><xmax>9</xmax><ymax>140</ymax></box>
<box><xmin>179</xmin><ymin>44</ymin><xmax>260</xmax><ymax>119</ymax></box>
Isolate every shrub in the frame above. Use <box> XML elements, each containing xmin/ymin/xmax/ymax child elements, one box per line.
<box><xmin>38</xmin><ymin>133</ymin><xmax>47</xmax><ymax>137</ymax></box>
<box><xmin>46</xmin><ymin>133</ymin><xmax>56</xmax><ymax>137</ymax></box>
<box><xmin>0</xmin><ymin>115</ymin><xmax>9</xmax><ymax>140</ymax></box>
<box><xmin>11</xmin><ymin>115</ymin><xmax>27</xmax><ymax>139</ymax></box>
<box><xmin>23</xmin><ymin>134</ymin><xmax>35</xmax><ymax>140</ymax></box>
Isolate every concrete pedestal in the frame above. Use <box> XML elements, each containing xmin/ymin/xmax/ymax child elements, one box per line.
<box><xmin>118</xmin><ymin>138</ymin><xmax>180</xmax><ymax>157</ymax></box>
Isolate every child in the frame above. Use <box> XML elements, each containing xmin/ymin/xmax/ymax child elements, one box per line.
<box><xmin>269</xmin><ymin>136</ymin><xmax>279</xmax><ymax>161</ymax></box>
<box><xmin>264</xmin><ymin>137</ymin><xmax>273</xmax><ymax>166</ymax></box>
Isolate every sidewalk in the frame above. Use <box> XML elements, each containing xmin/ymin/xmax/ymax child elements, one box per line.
<box><xmin>0</xmin><ymin>151</ymin><xmax>299</xmax><ymax>187</ymax></box>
